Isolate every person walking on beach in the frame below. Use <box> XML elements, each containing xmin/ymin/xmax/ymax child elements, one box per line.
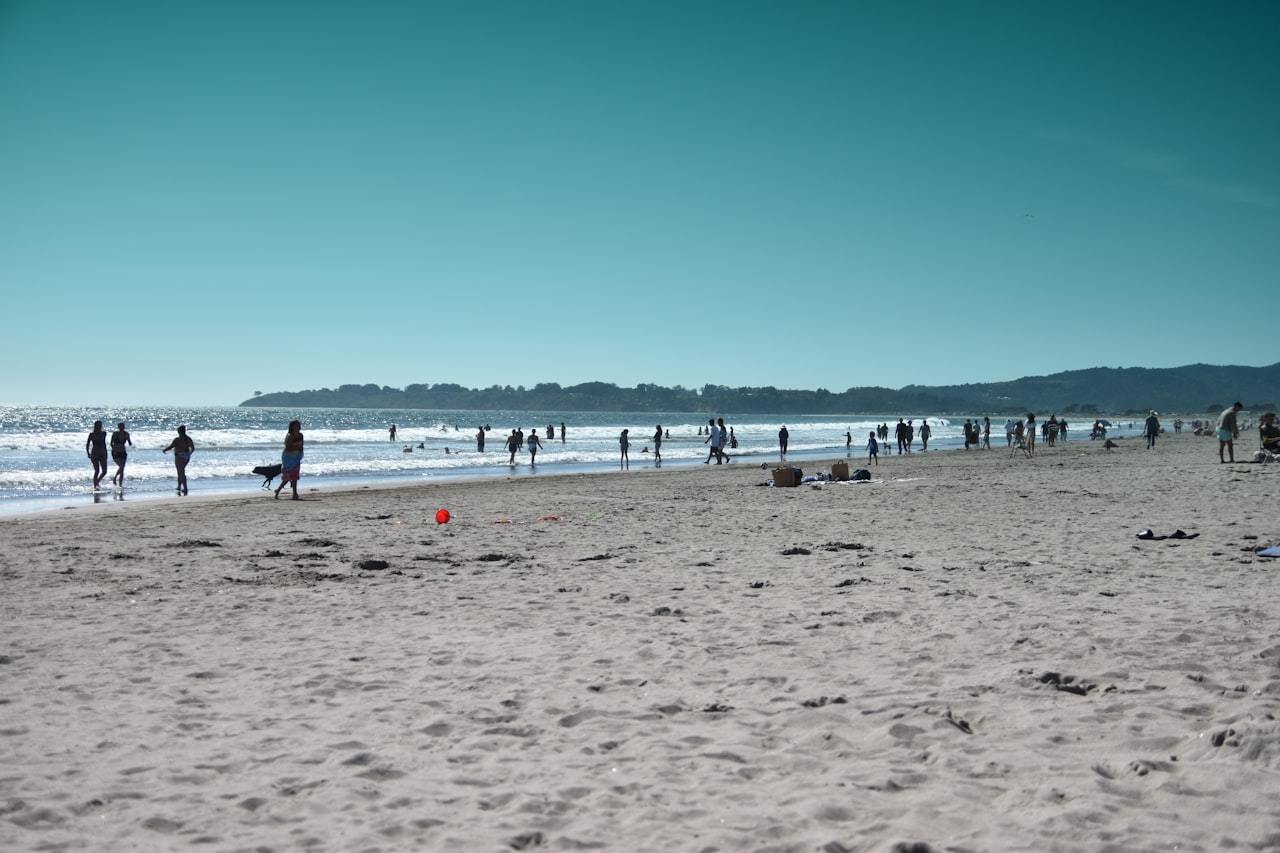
<box><xmin>867</xmin><ymin>431</ymin><xmax>879</xmax><ymax>466</ymax></box>
<box><xmin>528</xmin><ymin>429</ymin><xmax>543</xmax><ymax>465</ymax></box>
<box><xmin>162</xmin><ymin>425</ymin><xmax>195</xmax><ymax>496</ymax></box>
<box><xmin>1144</xmin><ymin>410</ymin><xmax>1161</xmax><ymax>449</ymax></box>
<box><xmin>506</xmin><ymin>430</ymin><xmax>520</xmax><ymax>465</ymax></box>
<box><xmin>86</xmin><ymin>420</ymin><xmax>110</xmax><ymax>491</ymax></box>
<box><xmin>652</xmin><ymin>425</ymin><xmax>663</xmax><ymax>462</ymax></box>
<box><xmin>109</xmin><ymin>422</ymin><xmax>132</xmax><ymax>487</ymax></box>
<box><xmin>1218</xmin><ymin>402</ymin><xmax>1243</xmax><ymax>463</ymax></box>
<box><xmin>895</xmin><ymin>419</ymin><xmax>908</xmax><ymax>455</ymax></box>
<box><xmin>919</xmin><ymin>420</ymin><xmax>931</xmax><ymax>451</ymax></box>
<box><xmin>274</xmin><ymin>420</ymin><xmax>304</xmax><ymax>499</ymax></box>
<box><xmin>620</xmin><ymin>429</ymin><xmax>630</xmax><ymax>468</ymax></box>
<box><xmin>845</xmin><ymin>430</ymin><xmax>852</xmax><ymax>453</ymax></box>
<box><xmin>778</xmin><ymin>425</ymin><xmax>789</xmax><ymax>460</ymax></box>
<box><xmin>1025</xmin><ymin>413</ymin><xmax>1037</xmax><ymax>456</ymax></box>
<box><xmin>704</xmin><ymin>419</ymin><xmax>721</xmax><ymax>464</ymax></box>
<box><xmin>717</xmin><ymin>418</ymin><xmax>732</xmax><ymax>462</ymax></box>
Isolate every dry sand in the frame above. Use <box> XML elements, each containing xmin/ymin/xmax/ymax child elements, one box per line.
<box><xmin>2</xmin><ymin>432</ymin><xmax>1278</xmax><ymax>852</ymax></box>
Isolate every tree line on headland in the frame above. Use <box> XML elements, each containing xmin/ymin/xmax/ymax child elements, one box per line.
<box><xmin>241</xmin><ymin>363</ymin><xmax>1279</xmax><ymax>416</ymax></box>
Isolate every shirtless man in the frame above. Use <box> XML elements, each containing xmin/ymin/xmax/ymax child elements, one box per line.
<box><xmin>109</xmin><ymin>421</ymin><xmax>132</xmax><ymax>487</ymax></box>
<box><xmin>1217</xmin><ymin>402</ymin><xmax>1243</xmax><ymax>463</ymax></box>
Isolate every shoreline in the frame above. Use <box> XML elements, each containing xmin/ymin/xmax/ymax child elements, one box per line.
<box><xmin>3</xmin><ymin>432</ymin><xmax>1277</xmax><ymax>850</ymax></box>
<box><xmin>0</xmin><ymin>424</ymin><xmax>1161</xmax><ymax>520</ymax></box>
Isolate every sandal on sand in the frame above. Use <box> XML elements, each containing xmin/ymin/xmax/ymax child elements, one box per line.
<box><xmin>1137</xmin><ymin>529</ymin><xmax>1199</xmax><ymax>541</ymax></box>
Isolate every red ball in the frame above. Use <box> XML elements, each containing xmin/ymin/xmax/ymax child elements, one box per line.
<box><xmin>435</xmin><ymin>508</ymin><xmax>451</xmax><ymax>524</ymax></box>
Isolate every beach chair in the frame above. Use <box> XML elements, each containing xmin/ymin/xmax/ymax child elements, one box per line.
<box><xmin>1010</xmin><ymin>435</ymin><xmax>1031</xmax><ymax>458</ymax></box>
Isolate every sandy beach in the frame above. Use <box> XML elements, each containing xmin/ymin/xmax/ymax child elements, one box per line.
<box><xmin>2</xmin><ymin>432</ymin><xmax>1278</xmax><ymax>852</ymax></box>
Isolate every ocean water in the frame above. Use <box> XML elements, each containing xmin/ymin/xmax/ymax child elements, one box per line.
<box><xmin>0</xmin><ymin>406</ymin><xmax>1145</xmax><ymax>516</ymax></box>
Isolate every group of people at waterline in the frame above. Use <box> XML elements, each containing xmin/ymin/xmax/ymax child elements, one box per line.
<box><xmin>83</xmin><ymin>403</ymin><xmax>1265</xmax><ymax>495</ymax></box>
<box><xmin>84</xmin><ymin>419</ymin><xmax>304</xmax><ymax>499</ymax></box>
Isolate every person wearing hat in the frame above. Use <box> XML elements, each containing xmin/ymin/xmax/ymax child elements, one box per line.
<box><xmin>1144</xmin><ymin>410</ymin><xmax>1161</xmax><ymax>449</ymax></box>
<box><xmin>1260</xmin><ymin>412</ymin><xmax>1280</xmax><ymax>454</ymax></box>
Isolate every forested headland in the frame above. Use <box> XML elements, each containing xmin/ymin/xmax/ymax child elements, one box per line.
<box><xmin>241</xmin><ymin>363</ymin><xmax>1279</xmax><ymax>416</ymax></box>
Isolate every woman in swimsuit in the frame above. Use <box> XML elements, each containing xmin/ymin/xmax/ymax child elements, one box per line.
<box><xmin>86</xmin><ymin>420</ymin><xmax>109</xmax><ymax>490</ymax></box>
<box><xmin>110</xmin><ymin>422</ymin><xmax>132</xmax><ymax>487</ymax></box>
<box><xmin>275</xmin><ymin>420</ymin><xmax>304</xmax><ymax>500</ymax></box>
<box><xmin>162</xmin><ymin>425</ymin><xmax>194</xmax><ymax>495</ymax></box>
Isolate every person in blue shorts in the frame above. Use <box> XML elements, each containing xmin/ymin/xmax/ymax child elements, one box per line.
<box><xmin>1217</xmin><ymin>402</ymin><xmax>1243</xmax><ymax>463</ymax></box>
<box><xmin>162</xmin><ymin>425</ymin><xmax>195</xmax><ymax>495</ymax></box>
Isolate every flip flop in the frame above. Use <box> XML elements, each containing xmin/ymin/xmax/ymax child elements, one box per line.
<box><xmin>1169</xmin><ymin>529</ymin><xmax>1199</xmax><ymax>539</ymax></box>
<box><xmin>1136</xmin><ymin>529</ymin><xmax>1165</xmax><ymax>540</ymax></box>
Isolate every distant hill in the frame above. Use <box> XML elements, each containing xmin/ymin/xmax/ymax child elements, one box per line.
<box><xmin>898</xmin><ymin>363</ymin><xmax>1280</xmax><ymax>415</ymax></box>
<box><xmin>240</xmin><ymin>363</ymin><xmax>1280</xmax><ymax>415</ymax></box>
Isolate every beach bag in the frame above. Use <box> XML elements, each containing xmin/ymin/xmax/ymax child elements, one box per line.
<box><xmin>852</xmin><ymin>468</ymin><xmax>871</xmax><ymax>481</ymax></box>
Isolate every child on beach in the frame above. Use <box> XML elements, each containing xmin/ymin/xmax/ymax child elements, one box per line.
<box><xmin>867</xmin><ymin>431</ymin><xmax>879</xmax><ymax>466</ymax></box>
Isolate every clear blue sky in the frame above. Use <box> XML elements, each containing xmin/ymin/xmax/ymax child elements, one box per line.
<box><xmin>2</xmin><ymin>1</ymin><xmax>1276</xmax><ymax>406</ymax></box>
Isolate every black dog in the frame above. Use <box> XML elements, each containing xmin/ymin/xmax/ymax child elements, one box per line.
<box><xmin>252</xmin><ymin>464</ymin><xmax>282</xmax><ymax>488</ymax></box>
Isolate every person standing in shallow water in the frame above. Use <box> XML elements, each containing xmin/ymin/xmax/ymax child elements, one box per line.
<box><xmin>162</xmin><ymin>425</ymin><xmax>195</xmax><ymax>496</ymax></box>
<box><xmin>110</xmin><ymin>422</ymin><xmax>132</xmax><ymax>487</ymax></box>
<box><xmin>619</xmin><ymin>429</ymin><xmax>630</xmax><ymax>468</ymax></box>
<box><xmin>652</xmin><ymin>425</ymin><xmax>663</xmax><ymax>463</ymax></box>
<box><xmin>778</xmin><ymin>425</ymin><xmax>789</xmax><ymax>460</ymax></box>
<box><xmin>86</xmin><ymin>420</ymin><xmax>109</xmax><ymax>490</ymax></box>
<box><xmin>275</xmin><ymin>420</ymin><xmax>304</xmax><ymax>499</ymax></box>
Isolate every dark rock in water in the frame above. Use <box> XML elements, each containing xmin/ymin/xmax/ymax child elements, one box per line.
<box><xmin>357</xmin><ymin>559</ymin><xmax>389</xmax><ymax>571</ymax></box>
